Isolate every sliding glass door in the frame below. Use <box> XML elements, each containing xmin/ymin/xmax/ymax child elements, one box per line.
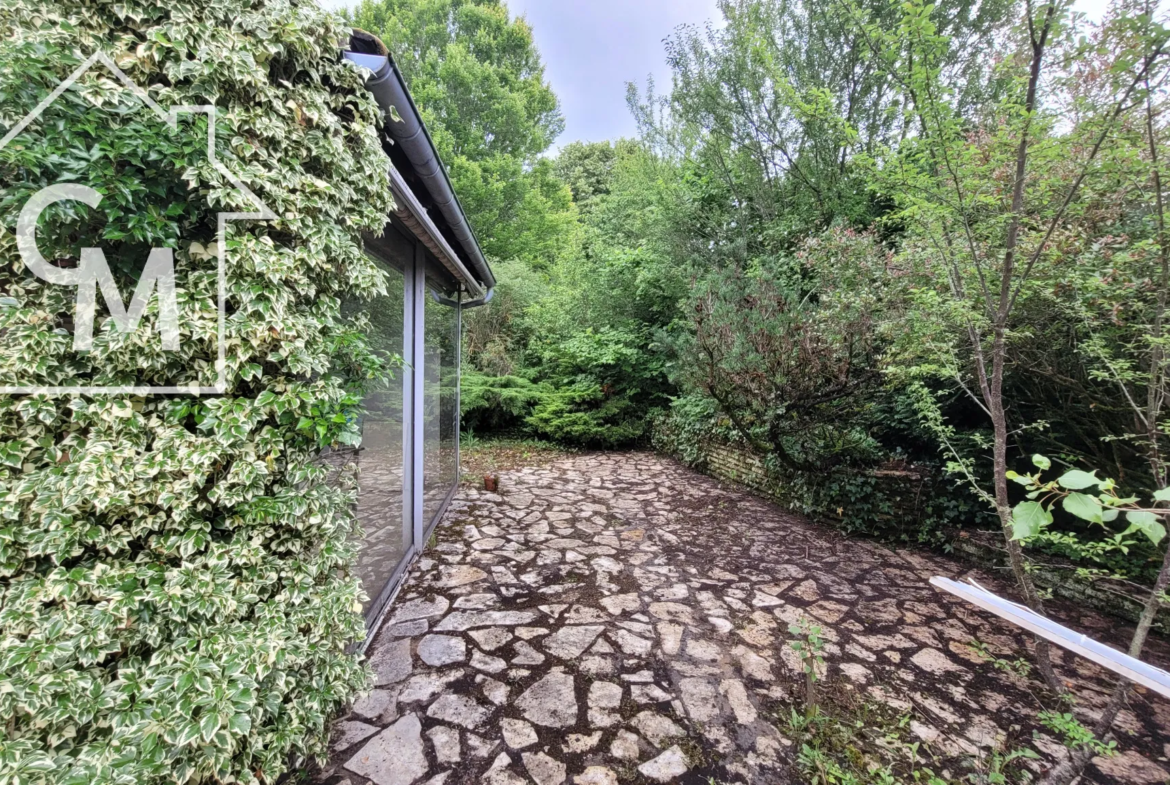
<box><xmin>353</xmin><ymin>227</ymin><xmax>463</xmax><ymax>631</ymax></box>
<box><xmin>352</xmin><ymin>228</ymin><xmax>413</xmax><ymax>624</ymax></box>
<box><xmin>422</xmin><ymin>281</ymin><xmax>460</xmax><ymax>533</ymax></box>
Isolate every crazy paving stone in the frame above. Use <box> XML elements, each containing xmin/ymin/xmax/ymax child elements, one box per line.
<box><xmin>344</xmin><ymin>713</ymin><xmax>428</xmax><ymax>785</ymax></box>
<box><xmin>316</xmin><ymin>452</ymin><xmax>1170</xmax><ymax>785</ymax></box>
<box><xmin>517</xmin><ymin>671</ymin><xmax>578</xmax><ymax>728</ymax></box>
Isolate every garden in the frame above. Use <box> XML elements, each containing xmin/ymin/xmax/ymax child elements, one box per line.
<box><xmin>2</xmin><ymin>0</ymin><xmax>1170</xmax><ymax>782</ymax></box>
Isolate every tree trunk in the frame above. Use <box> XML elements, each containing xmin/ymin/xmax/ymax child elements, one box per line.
<box><xmin>1041</xmin><ymin>52</ymin><xmax>1170</xmax><ymax>782</ymax></box>
<box><xmin>987</xmin><ymin>325</ymin><xmax>1064</xmax><ymax>693</ymax></box>
<box><xmin>978</xmin><ymin>1</ymin><xmax>1064</xmax><ymax>694</ymax></box>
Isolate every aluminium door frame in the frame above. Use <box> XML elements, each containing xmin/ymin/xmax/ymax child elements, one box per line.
<box><xmin>408</xmin><ymin>242</ymin><xmax>427</xmax><ymax>552</ymax></box>
<box><xmin>422</xmin><ymin>287</ymin><xmax>461</xmax><ymax>544</ymax></box>
<box><xmin>361</xmin><ymin>231</ymin><xmax>464</xmax><ymax>637</ymax></box>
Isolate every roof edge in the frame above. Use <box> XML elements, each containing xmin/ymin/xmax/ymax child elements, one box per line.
<box><xmin>343</xmin><ymin>35</ymin><xmax>496</xmax><ymax>292</ymax></box>
<box><xmin>389</xmin><ymin>167</ymin><xmax>484</xmax><ymax>297</ymax></box>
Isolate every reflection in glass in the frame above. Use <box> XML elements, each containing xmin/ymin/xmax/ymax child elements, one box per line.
<box><xmin>350</xmin><ymin>241</ymin><xmax>409</xmax><ymax>617</ymax></box>
<box><xmin>423</xmin><ymin>283</ymin><xmax>460</xmax><ymax>528</ymax></box>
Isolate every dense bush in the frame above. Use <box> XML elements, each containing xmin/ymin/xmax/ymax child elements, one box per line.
<box><xmin>457</xmin><ymin>140</ymin><xmax>681</xmax><ymax>449</ymax></box>
<box><xmin>462</xmin><ymin>328</ymin><xmax>667</xmax><ymax>448</ymax></box>
<box><xmin>671</xmin><ymin>229</ymin><xmax>890</xmax><ymax>471</ymax></box>
<box><xmin>0</xmin><ymin>1</ymin><xmax>393</xmax><ymax>782</ymax></box>
<box><xmin>653</xmin><ymin>392</ymin><xmax>992</xmax><ymax>547</ymax></box>
<box><xmin>462</xmin><ymin>258</ymin><xmax>550</xmax><ymax>377</ymax></box>
<box><xmin>524</xmin><ymin>328</ymin><xmax>668</xmax><ymax>446</ymax></box>
<box><xmin>460</xmin><ymin>370</ymin><xmax>547</xmax><ymax>433</ymax></box>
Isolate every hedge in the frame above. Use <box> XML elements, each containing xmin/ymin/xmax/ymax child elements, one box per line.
<box><xmin>0</xmin><ymin>0</ymin><xmax>394</xmax><ymax>782</ymax></box>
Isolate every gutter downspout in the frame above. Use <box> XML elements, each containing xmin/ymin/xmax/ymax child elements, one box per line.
<box><xmin>432</xmin><ymin>288</ymin><xmax>493</xmax><ymax>309</ymax></box>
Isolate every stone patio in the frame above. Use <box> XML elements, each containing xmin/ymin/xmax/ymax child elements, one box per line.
<box><xmin>317</xmin><ymin>452</ymin><xmax>1170</xmax><ymax>785</ymax></box>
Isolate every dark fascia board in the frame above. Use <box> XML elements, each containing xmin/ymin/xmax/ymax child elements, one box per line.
<box><xmin>343</xmin><ymin>47</ymin><xmax>496</xmax><ymax>293</ymax></box>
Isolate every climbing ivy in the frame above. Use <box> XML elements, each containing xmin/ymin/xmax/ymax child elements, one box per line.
<box><xmin>0</xmin><ymin>0</ymin><xmax>394</xmax><ymax>783</ymax></box>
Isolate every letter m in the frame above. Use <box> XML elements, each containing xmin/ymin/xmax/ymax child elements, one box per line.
<box><xmin>73</xmin><ymin>247</ymin><xmax>180</xmax><ymax>352</ymax></box>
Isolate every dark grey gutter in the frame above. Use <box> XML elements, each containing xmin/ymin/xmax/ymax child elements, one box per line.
<box><xmin>432</xmin><ymin>288</ymin><xmax>494</xmax><ymax>309</ymax></box>
<box><xmin>343</xmin><ymin>48</ymin><xmax>496</xmax><ymax>294</ymax></box>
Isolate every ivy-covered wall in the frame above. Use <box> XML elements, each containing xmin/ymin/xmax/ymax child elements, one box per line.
<box><xmin>0</xmin><ymin>1</ymin><xmax>394</xmax><ymax>783</ymax></box>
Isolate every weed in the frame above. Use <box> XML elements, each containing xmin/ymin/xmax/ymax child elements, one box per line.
<box><xmin>970</xmin><ymin>640</ymin><xmax>1032</xmax><ymax>679</ymax></box>
<box><xmin>789</xmin><ymin>617</ymin><xmax>826</xmax><ymax>717</ymax></box>
<box><xmin>1037</xmin><ymin>711</ymin><xmax>1118</xmax><ymax>758</ymax></box>
<box><xmin>781</xmin><ymin>679</ymin><xmax>1037</xmax><ymax>785</ymax></box>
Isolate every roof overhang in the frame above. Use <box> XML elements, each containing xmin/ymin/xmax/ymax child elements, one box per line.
<box><xmin>343</xmin><ymin>39</ymin><xmax>496</xmax><ymax>298</ymax></box>
<box><xmin>388</xmin><ymin>167</ymin><xmax>484</xmax><ymax>297</ymax></box>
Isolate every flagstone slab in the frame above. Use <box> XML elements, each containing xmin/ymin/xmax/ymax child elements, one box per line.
<box><xmin>344</xmin><ymin>713</ymin><xmax>428</xmax><ymax>785</ymax></box>
<box><xmin>517</xmin><ymin>671</ymin><xmax>577</xmax><ymax>728</ymax></box>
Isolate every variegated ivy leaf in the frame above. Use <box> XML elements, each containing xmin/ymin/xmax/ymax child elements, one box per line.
<box><xmin>0</xmin><ymin>0</ymin><xmax>391</xmax><ymax>782</ymax></box>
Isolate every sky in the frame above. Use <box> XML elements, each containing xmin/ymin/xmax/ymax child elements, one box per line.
<box><xmin>507</xmin><ymin>0</ymin><xmax>1114</xmax><ymax>148</ymax></box>
<box><xmin>323</xmin><ymin>0</ymin><xmax>1118</xmax><ymax>150</ymax></box>
<box><xmin>505</xmin><ymin>0</ymin><xmax>722</xmax><ymax>147</ymax></box>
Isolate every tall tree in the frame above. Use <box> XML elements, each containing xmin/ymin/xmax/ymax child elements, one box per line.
<box><xmin>553</xmin><ymin>139</ymin><xmax>644</xmax><ymax>208</ymax></box>
<box><xmin>632</xmin><ymin>0</ymin><xmax>1014</xmax><ymax>256</ymax></box>
<box><xmin>876</xmin><ymin>0</ymin><xmax>1170</xmax><ymax>753</ymax></box>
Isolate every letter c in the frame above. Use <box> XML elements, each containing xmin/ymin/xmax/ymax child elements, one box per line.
<box><xmin>17</xmin><ymin>183</ymin><xmax>103</xmax><ymax>286</ymax></box>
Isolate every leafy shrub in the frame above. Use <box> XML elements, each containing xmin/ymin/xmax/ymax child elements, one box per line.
<box><xmin>648</xmin><ymin>394</ymin><xmax>723</xmax><ymax>469</ymax></box>
<box><xmin>462</xmin><ymin>258</ymin><xmax>551</xmax><ymax>377</ymax></box>
<box><xmin>671</xmin><ymin>230</ymin><xmax>889</xmax><ymax>472</ymax></box>
<box><xmin>0</xmin><ymin>1</ymin><xmax>393</xmax><ymax>782</ymax></box>
<box><xmin>526</xmin><ymin>383</ymin><xmax>646</xmax><ymax>448</ymax></box>
<box><xmin>653</xmin><ymin>394</ymin><xmax>990</xmax><ymax>546</ymax></box>
<box><xmin>525</xmin><ymin>327</ymin><xmax>668</xmax><ymax>447</ymax></box>
<box><xmin>460</xmin><ymin>370</ymin><xmax>549</xmax><ymax>433</ymax></box>
<box><xmin>462</xmin><ymin>327</ymin><xmax>667</xmax><ymax>448</ymax></box>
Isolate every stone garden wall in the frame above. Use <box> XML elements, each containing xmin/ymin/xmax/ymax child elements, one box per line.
<box><xmin>667</xmin><ymin>435</ymin><xmax>939</xmax><ymax>534</ymax></box>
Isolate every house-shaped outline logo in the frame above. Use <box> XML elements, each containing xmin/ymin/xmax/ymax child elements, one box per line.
<box><xmin>0</xmin><ymin>51</ymin><xmax>277</xmax><ymax>396</ymax></box>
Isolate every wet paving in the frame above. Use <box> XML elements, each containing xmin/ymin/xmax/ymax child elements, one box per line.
<box><xmin>317</xmin><ymin>452</ymin><xmax>1170</xmax><ymax>785</ymax></box>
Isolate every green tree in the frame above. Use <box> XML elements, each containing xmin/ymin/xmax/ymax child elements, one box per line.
<box><xmin>553</xmin><ymin>139</ymin><xmax>642</xmax><ymax>208</ymax></box>
<box><xmin>871</xmin><ymin>0</ymin><xmax>1169</xmax><ymax>770</ymax></box>
<box><xmin>631</xmin><ymin>0</ymin><xmax>1014</xmax><ymax>255</ymax></box>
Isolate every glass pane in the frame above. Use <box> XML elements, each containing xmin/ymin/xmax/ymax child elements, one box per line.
<box><xmin>353</xmin><ymin>241</ymin><xmax>409</xmax><ymax>618</ymax></box>
<box><xmin>423</xmin><ymin>282</ymin><xmax>459</xmax><ymax>527</ymax></box>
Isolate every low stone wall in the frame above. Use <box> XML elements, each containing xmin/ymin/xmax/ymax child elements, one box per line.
<box><xmin>695</xmin><ymin>438</ymin><xmax>933</xmax><ymax>531</ymax></box>
<box><xmin>704</xmin><ymin>440</ymin><xmax>779</xmax><ymax>498</ymax></box>
<box><xmin>668</xmin><ymin>435</ymin><xmax>1170</xmax><ymax>634</ymax></box>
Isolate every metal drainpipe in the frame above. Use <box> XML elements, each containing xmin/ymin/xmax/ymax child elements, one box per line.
<box><xmin>432</xmin><ymin>289</ymin><xmax>493</xmax><ymax>309</ymax></box>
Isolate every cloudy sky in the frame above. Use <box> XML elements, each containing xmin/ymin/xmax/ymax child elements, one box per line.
<box><xmin>318</xmin><ymin>0</ymin><xmax>723</xmax><ymax>145</ymax></box>
<box><xmin>324</xmin><ymin>0</ymin><xmax>1115</xmax><ymax>149</ymax></box>
<box><xmin>505</xmin><ymin>0</ymin><xmax>721</xmax><ymax>146</ymax></box>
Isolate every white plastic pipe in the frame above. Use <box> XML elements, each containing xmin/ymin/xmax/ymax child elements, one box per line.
<box><xmin>930</xmin><ymin>576</ymin><xmax>1170</xmax><ymax>700</ymax></box>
